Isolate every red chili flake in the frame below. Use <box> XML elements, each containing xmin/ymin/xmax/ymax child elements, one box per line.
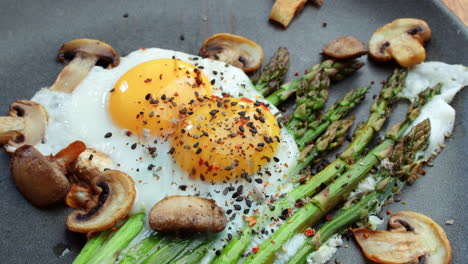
<box><xmin>144</xmin><ymin>78</ymin><xmax>152</xmax><ymax>83</ymax></box>
<box><xmin>240</xmin><ymin>97</ymin><xmax>253</xmax><ymax>103</ymax></box>
<box><xmin>270</xmin><ymin>240</ymin><xmax>275</xmax><ymax>244</ymax></box>
<box><xmin>326</xmin><ymin>215</ymin><xmax>333</xmax><ymax>221</ymax></box>
<box><xmin>386</xmin><ymin>209</ymin><xmax>391</xmax><ymax>215</ymax></box>
<box><xmin>139</xmin><ymin>48</ymin><xmax>146</xmax><ymax>50</ymax></box>
<box><xmin>174</xmin><ymin>92</ymin><xmax>179</xmax><ymax>96</ymax></box>
<box><xmin>222</xmin><ymin>93</ymin><xmax>231</xmax><ymax>98</ymax></box>
<box><xmin>207</xmin><ymin>164</ymin><xmax>214</xmax><ymax>172</ymax></box>
<box><xmin>304</xmin><ymin>69</ymin><xmax>309</xmax><ymax>74</ymax></box>
<box><xmin>294</xmin><ymin>72</ymin><xmax>299</xmax><ymax>76</ymax></box>
<box><xmin>363</xmin><ymin>233</ymin><xmax>369</xmax><ymax>239</ymax></box>
<box><xmin>159</xmin><ymin>74</ymin><xmax>163</xmax><ymax>80</ymax></box>
<box><xmin>125</xmin><ymin>131</ymin><xmax>132</xmax><ymax>136</ymax></box>
<box><xmin>138</xmin><ymin>180</ymin><xmax>142</xmax><ymax>183</ymax></box>
<box><xmin>252</xmin><ymin>248</ymin><xmax>259</xmax><ymax>254</ymax></box>
<box><xmin>139</xmin><ymin>157</ymin><xmax>142</xmax><ymax>160</ymax></box>
<box><xmin>304</xmin><ymin>228</ymin><xmax>315</xmax><ymax>237</ymax></box>
<box><xmin>294</xmin><ymin>202</ymin><xmax>303</xmax><ymax>208</ymax></box>
<box><xmin>198</xmin><ymin>158</ymin><xmax>204</xmax><ymax>166</ymax></box>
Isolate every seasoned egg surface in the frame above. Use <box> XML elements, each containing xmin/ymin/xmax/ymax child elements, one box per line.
<box><xmin>31</xmin><ymin>48</ymin><xmax>300</xmax><ymax>261</ymax></box>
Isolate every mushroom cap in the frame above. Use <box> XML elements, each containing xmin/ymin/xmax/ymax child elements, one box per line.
<box><xmin>66</xmin><ymin>170</ymin><xmax>136</xmax><ymax>233</ymax></box>
<box><xmin>6</xmin><ymin>100</ymin><xmax>48</xmax><ymax>151</ymax></box>
<box><xmin>149</xmin><ymin>195</ymin><xmax>227</xmax><ymax>233</ymax></box>
<box><xmin>199</xmin><ymin>33</ymin><xmax>264</xmax><ymax>72</ymax></box>
<box><xmin>10</xmin><ymin>145</ymin><xmax>70</xmax><ymax>207</ymax></box>
<box><xmin>58</xmin><ymin>38</ymin><xmax>120</xmax><ymax>68</ymax></box>
<box><xmin>368</xmin><ymin>18</ymin><xmax>431</xmax><ymax>67</ymax></box>
<box><xmin>70</xmin><ymin>148</ymin><xmax>114</xmax><ymax>184</ymax></box>
<box><xmin>353</xmin><ymin>211</ymin><xmax>451</xmax><ymax>264</ymax></box>
<box><xmin>322</xmin><ymin>36</ymin><xmax>367</xmax><ymax>59</ymax></box>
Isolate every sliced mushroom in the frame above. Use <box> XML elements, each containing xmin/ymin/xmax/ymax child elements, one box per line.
<box><xmin>322</xmin><ymin>36</ymin><xmax>367</xmax><ymax>59</ymax></box>
<box><xmin>10</xmin><ymin>141</ymin><xmax>85</xmax><ymax>207</ymax></box>
<box><xmin>353</xmin><ymin>211</ymin><xmax>451</xmax><ymax>264</ymax></box>
<box><xmin>199</xmin><ymin>33</ymin><xmax>263</xmax><ymax>72</ymax></box>
<box><xmin>149</xmin><ymin>195</ymin><xmax>227</xmax><ymax>233</ymax></box>
<box><xmin>369</xmin><ymin>18</ymin><xmax>431</xmax><ymax>67</ymax></box>
<box><xmin>0</xmin><ymin>100</ymin><xmax>48</xmax><ymax>151</ymax></box>
<box><xmin>66</xmin><ymin>170</ymin><xmax>136</xmax><ymax>233</ymax></box>
<box><xmin>269</xmin><ymin>0</ymin><xmax>307</xmax><ymax>28</ymax></box>
<box><xmin>69</xmin><ymin>148</ymin><xmax>114</xmax><ymax>184</ymax></box>
<box><xmin>49</xmin><ymin>38</ymin><xmax>120</xmax><ymax>93</ymax></box>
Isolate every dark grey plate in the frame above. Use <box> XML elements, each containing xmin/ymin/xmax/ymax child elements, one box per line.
<box><xmin>0</xmin><ymin>0</ymin><xmax>466</xmax><ymax>263</ymax></box>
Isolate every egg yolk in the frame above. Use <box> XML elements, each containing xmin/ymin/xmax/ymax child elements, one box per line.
<box><xmin>170</xmin><ymin>97</ymin><xmax>281</xmax><ymax>182</ymax></box>
<box><xmin>108</xmin><ymin>59</ymin><xmax>212</xmax><ymax>136</ymax></box>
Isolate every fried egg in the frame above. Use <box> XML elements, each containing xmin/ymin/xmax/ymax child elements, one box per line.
<box><xmin>30</xmin><ymin>47</ymin><xmax>300</xmax><ymax>258</ymax></box>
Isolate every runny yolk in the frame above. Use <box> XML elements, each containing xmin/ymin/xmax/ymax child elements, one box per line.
<box><xmin>170</xmin><ymin>97</ymin><xmax>281</xmax><ymax>182</ymax></box>
<box><xmin>108</xmin><ymin>59</ymin><xmax>212</xmax><ymax>136</ymax></box>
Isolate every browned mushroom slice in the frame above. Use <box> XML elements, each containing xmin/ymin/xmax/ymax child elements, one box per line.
<box><xmin>66</xmin><ymin>170</ymin><xmax>136</xmax><ymax>233</ymax></box>
<box><xmin>369</xmin><ymin>18</ymin><xmax>431</xmax><ymax>67</ymax></box>
<box><xmin>199</xmin><ymin>33</ymin><xmax>263</xmax><ymax>72</ymax></box>
<box><xmin>269</xmin><ymin>0</ymin><xmax>307</xmax><ymax>28</ymax></box>
<box><xmin>10</xmin><ymin>141</ymin><xmax>86</xmax><ymax>207</ymax></box>
<box><xmin>322</xmin><ymin>36</ymin><xmax>367</xmax><ymax>59</ymax></box>
<box><xmin>65</xmin><ymin>184</ymin><xmax>97</xmax><ymax>209</ymax></box>
<box><xmin>149</xmin><ymin>195</ymin><xmax>227</xmax><ymax>233</ymax></box>
<box><xmin>353</xmin><ymin>211</ymin><xmax>451</xmax><ymax>264</ymax></box>
<box><xmin>69</xmin><ymin>148</ymin><xmax>114</xmax><ymax>184</ymax></box>
<box><xmin>0</xmin><ymin>100</ymin><xmax>48</xmax><ymax>151</ymax></box>
<box><xmin>50</xmin><ymin>38</ymin><xmax>120</xmax><ymax>93</ymax></box>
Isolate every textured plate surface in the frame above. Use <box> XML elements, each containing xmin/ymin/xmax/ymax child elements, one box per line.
<box><xmin>0</xmin><ymin>0</ymin><xmax>466</xmax><ymax>263</ymax></box>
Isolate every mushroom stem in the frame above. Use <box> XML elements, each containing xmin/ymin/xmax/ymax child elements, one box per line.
<box><xmin>48</xmin><ymin>38</ymin><xmax>120</xmax><ymax>93</ymax></box>
<box><xmin>49</xmin><ymin>53</ymin><xmax>99</xmax><ymax>93</ymax></box>
<box><xmin>0</xmin><ymin>100</ymin><xmax>48</xmax><ymax>150</ymax></box>
<box><xmin>0</xmin><ymin>117</ymin><xmax>24</xmax><ymax>144</ymax></box>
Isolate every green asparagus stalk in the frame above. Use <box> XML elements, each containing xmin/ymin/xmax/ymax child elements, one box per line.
<box><xmin>286</xmin><ymin>70</ymin><xmax>330</xmax><ymax>141</ymax></box>
<box><xmin>87</xmin><ymin>213</ymin><xmax>145</xmax><ymax>264</ymax></box>
<box><xmin>289</xmin><ymin>117</ymin><xmax>431</xmax><ymax>264</ymax></box>
<box><xmin>118</xmin><ymin>233</ymin><xmax>163</xmax><ymax>264</ymax></box>
<box><xmin>141</xmin><ymin>238</ymin><xmax>191</xmax><ymax>264</ymax></box>
<box><xmin>266</xmin><ymin>60</ymin><xmax>364</xmax><ymax>106</ymax></box>
<box><xmin>297</xmin><ymin>85</ymin><xmax>369</xmax><ymax>150</ymax></box>
<box><xmin>289</xmin><ymin>117</ymin><xmax>355</xmax><ymax>181</ymax></box>
<box><xmin>243</xmin><ymin>119</ymin><xmax>431</xmax><ymax>263</ymax></box>
<box><xmin>253</xmin><ymin>47</ymin><xmax>290</xmax><ymax>96</ymax></box>
<box><xmin>294</xmin><ymin>85</ymin><xmax>369</xmax><ymax>150</ymax></box>
<box><xmin>288</xmin><ymin>177</ymin><xmax>402</xmax><ymax>264</ymax></box>
<box><xmin>284</xmin><ymin>68</ymin><xmax>409</xmax><ymax>203</ymax></box>
<box><xmin>213</xmin><ymin>70</ymin><xmax>409</xmax><ymax>264</ymax></box>
<box><xmin>73</xmin><ymin>230</ymin><xmax>111</xmax><ymax>264</ymax></box>
<box><xmin>172</xmin><ymin>239</ymin><xmax>213</xmax><ymax>264</ymax></box>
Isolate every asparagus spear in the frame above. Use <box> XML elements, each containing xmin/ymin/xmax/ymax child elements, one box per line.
<box><xmin>286</xmin><ymin>70</ymin><xmax>330</xmax><ymax>141</ymax></box>
<box><xmin>172</xmin><ymin>239</ymin><xmax>213</xmax><ymax>264</ymax></box>
<box><xmin>243</xmin><ymin>119</ymin><xmax>431</xmax><ymax>263</ymax></box>
<box><xmin>118</xmin><ymin>233</ymin><xmax>163</xmax><ymax>264</ymax></box>
<box><xmin>253</xmin><ymin>47</ymin><xmax>290</xmax><ymax>96</ymax></box>
<box><xmin>266</xmin><ymin>60</ymin><xmax>364</xmax><ymax>106</ymax></box>
<box><xmin>283</xmin><ymin>68</ymin><xmax>409</xmax><ymax>207</ymax></box>
<box><xmin>73</xmin><ymin>230</ymin><xmax>111</xmax><ymax>264</ymax></box>
<box><xmin>289</xmin><ymin>118</ymin><xmax>430</xmax><ymax>264</ymax></box>
<box><xmin>87</xmin><ymin>213</ymin><xmax>145</xmax><ymax>264</ymax></box>
<box><xmin>141</xmin><ymin>238</ymin><xmax>191</xmax><ymax>264</ymax></box>
<box><xmin>294</xmin><ymin>85</ymin><xmax>369</xmax><ymax>150</ymax></box>
<box><xmin>288</xmin><ymin>177</ymin><xmax>402</xmax><ymax>264</ymax></box>
<box><xmin>213</xmin><ymin>70</ymin><xmax>409</xmax><ymax>263</ymax></box>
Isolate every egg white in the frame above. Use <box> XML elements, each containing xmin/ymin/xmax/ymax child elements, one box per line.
<box><xmin>30</xmin><ymin>48</ymin><xmax>300</xmax><ymax>259</ymax></box>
